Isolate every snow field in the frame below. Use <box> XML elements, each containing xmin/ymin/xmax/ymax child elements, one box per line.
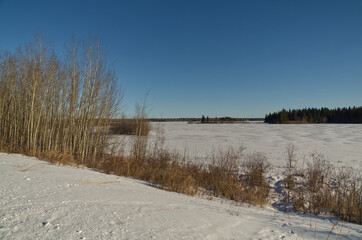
<box><xmin>147</xmin><ymin>122</ymin><xmax>362</xmax><ymax>171</ymax></box>
<box><xmin>1</xmin><ymin>153</ymin><xmax>362</xmax><ymax>239</ymax></box>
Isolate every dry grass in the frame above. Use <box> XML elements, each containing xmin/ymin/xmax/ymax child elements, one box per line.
<box><xmin>82</xmin><ymin>143</ymin><xmax>270</xmax><ymax>206</ymax></box>
<box><xmin>89</xmin><ymin>150</ymin><xmax>199</xmax><ymax>196</ymax></box>
<box><xmin>284</xmin><ymin>151</ymin><xmax>362</xmax><ymax>224</ymax></box>
<box><xmin>38</xmin><ymin>151</ymin><xmax>77</xmax><ymax>166</ymax></box>
<box><xmin>331</xmin><ymin>168</ymin><xmax>362</xmax><ymax>224</ymax></box>
<box><xmin>241</xmin><ymin>152</ymin><xmax>270</xmax><ymax>187</ymax></box>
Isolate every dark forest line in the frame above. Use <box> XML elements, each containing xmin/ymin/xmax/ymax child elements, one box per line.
<box><xmin>265</xmin><ymin>106</ymin><xmax>362</xmax><ymax>124</ymax></box>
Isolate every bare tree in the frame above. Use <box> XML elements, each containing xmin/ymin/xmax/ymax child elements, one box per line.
<box><xmin>0</xmin><ymin>33</ymin><xmax>121</xmax><ymax>165</ymax></box>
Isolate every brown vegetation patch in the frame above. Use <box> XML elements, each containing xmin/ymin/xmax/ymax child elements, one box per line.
<box><xmin>280</xmin><ymin>145</ymin><xmax>362</xmax><ymax>224</ymax></box>
<box><xmin>39</xmin><ymin>151</ymin><xmax>77</xmax><ymax>166</ymax></box>
<box><xmin>87</xmin><ymin>145</ymin><xmax>270</xmax><ymax>206</ymax></box>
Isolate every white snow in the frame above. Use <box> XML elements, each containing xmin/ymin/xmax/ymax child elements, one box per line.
<box><xmin>1</xmin><ymin>123</ymin><xmax>362</xmax><ymax>239</ymax></box>
<box><xmin>1</xmin><ymin>152</ymin><xmax>361</xmax><ymax>239</ymax></box>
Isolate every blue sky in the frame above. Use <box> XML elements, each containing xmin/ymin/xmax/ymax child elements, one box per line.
<box><xmin>1</xmin><ymin>0</ymin><xmax>361</xmax><ymax>118</ymax></box>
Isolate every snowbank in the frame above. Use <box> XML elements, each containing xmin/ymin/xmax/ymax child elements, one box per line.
<box><xmin>1</xmin><ymin>153</ymin><xmax>361</xmax><ymax>239</ymax></box>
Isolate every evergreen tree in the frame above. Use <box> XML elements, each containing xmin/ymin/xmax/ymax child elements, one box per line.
<box><xmin>264</xmin><ymin>106</ymin><xmax>362</xmax><ymax>124</ymax></box>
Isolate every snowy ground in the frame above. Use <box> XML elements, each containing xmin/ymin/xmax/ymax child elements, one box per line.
<box><xmin>1</xmin><ymin>153</ymin><xmax>362</xmax><ymax>239</ymax></box>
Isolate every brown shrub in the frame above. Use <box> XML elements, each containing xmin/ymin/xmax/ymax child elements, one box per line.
<box><xmin>305</xmin><ymin>152</ymin><xmax>333</xmax><ymax>193</ymax></box>
<box><xmin>332</xmin><ymin>168</ymin><xmax>362</xmax><ymax>224</ymax></box>
<box><xmin>241</xmin><ymin>152</ymin><xmax>270</xmax><ymax>187</ymax></box>
<box><xmin>39</xmin><ymin>151</ymin><xmax>77</xmax><ymax>166</ymax></box>
<box><xmin>85</xmin><ymin>144</ymin><xmax>270</xmax><ymax>206</ymax></box>
<box><xmin>196</xmin><ymin>147</ymin><xmax>242</xmax><ymax>199</ymax></box>
<box><xmin>288</xmin><ymin>152</ymin><xmax>362</xmax><ymax>224</ymax></box>
<box><xmin>195</xmin><ymin>149</ymin><xmax>270</xmax><ymax>205</ymax></box>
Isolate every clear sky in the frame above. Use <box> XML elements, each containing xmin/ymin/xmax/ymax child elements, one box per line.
<box><xmin>1</xmin><ymin>0</ymin><xmax>361</xmax><ymax>118</ymax></box>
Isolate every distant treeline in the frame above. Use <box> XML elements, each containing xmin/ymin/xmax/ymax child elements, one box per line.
<box><xmin>149</xmin><ymin>117</ymin><xmax>264</xmax><ymax>123</ymax></box>
<box><xmin>264</xmin><ymin>107</ymin><xmax>362</xmax><ymax>124</ymax></box>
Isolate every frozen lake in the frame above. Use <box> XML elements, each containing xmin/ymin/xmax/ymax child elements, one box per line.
<box><xmin>148</xmin><ymin>122</ymin><xmax>362</xmax><ymax>171</ymax></box>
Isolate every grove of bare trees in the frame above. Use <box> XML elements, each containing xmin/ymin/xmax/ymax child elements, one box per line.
<box><xmin>0</xmin><ymin>34</ymin><xmax>121</xmax><ymax>165</ymax></box>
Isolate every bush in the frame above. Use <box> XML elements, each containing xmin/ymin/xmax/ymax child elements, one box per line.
<box><xmin>241</xmin><ymin>152</ymin><xmax>270</xmax><ymax>187</ymax></box>
<box><xmin>286</xmin><ymin>152</ymin><xmax>362</xmax><ymax>224</ymax></box>
<box><xmin>200</xmin><ymin>147</ymin><xmax>244</xmax><ymax>201</ymax></box>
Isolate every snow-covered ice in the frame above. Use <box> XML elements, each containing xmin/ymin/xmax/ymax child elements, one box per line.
<box><xmin>1</xmin><ymin>152</ymin><xmax>361</xmax><ymax>239</ymax></box>
<box><xmin>148</xmin><ymin>122</ymin><xmax>362</xmax><ymax>171</ymax></box>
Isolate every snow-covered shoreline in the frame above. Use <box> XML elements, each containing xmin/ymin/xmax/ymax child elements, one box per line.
<box><xmin>2</xmin><ymin>123</ymin><xmax>362</xmax><ymax>239</ymax></box>
<box><xmin>1</xmin><ymin>152</ymin><xmax>361</xmax><ymax>239</ymax></box>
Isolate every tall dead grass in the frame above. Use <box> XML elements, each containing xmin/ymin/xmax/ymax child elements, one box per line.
<box><xmin>282</xmin><ymin>148</ymin><xmax>362</xmax><ymax>224</ymax></box>
<box><xmin>89</xmin><ymin>141</ymin><xmax>270</xmax><ymax>206</ymax></box>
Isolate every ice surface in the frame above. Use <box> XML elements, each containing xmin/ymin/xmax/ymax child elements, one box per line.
<box><xmin>147</xmin><ymin>122</ymin><xmax>362</xmax><ymax>171</ymax></box>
